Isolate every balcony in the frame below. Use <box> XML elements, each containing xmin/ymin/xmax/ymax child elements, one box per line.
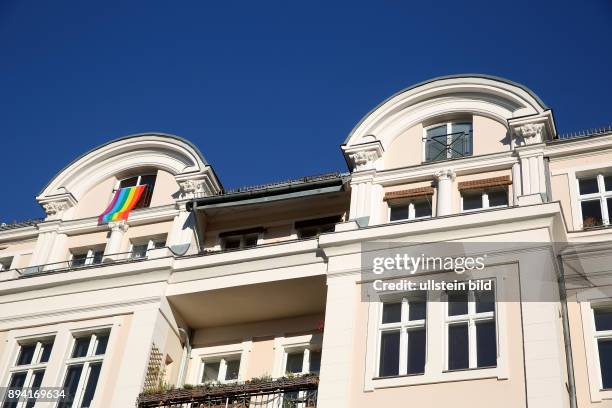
<box><xmin>425</xmin><ymin>130</ymin><xmax>473</xmax><ymax>162</ymax></box>
<box><xmin>137</xmin><ymin>375</ymin><xmax>319</xmax><ymax>408</ymax></box>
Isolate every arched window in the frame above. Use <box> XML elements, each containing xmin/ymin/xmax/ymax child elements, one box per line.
<box><xmin>116</xmin><ymin>174</ymin><xmax>157</xmax><ymax>209</ymax></box>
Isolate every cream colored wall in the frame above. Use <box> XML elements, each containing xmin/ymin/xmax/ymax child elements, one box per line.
<box><xmin>65</xmin><ymin>231</ymin><xmax>109</xmax><ymax>254</ymax></box>
<box><xmin>384</xmin><ymin>123</ymin><xmax>423</xmax><ymax>169</ymax></box>
<box><xmin>150</xmin><ymin>170</ymin><xmax>180</xmax><ymax>207</ymax></box>
<box><xmin>550</xmin><ymin>173</ymin><xmax>575</xmax><ymax>230</ymax></box>
<box><xmin>188</xmin><ymin>314</ymin><xmax>323</xmax><ymax>381</ymax></box>
<box><xmin>0</xmin><ymin>239</ymin><xmax>36</xmax><ymax>269</ymax></box>
<box><xmin>472</xmin><ymin>115</ymin><xmax>510</xmax><ymax>156</ymax></box>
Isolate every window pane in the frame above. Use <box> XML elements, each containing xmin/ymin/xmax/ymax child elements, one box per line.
<box><xmin>80</xmin><ymin>363</ymin><xmax>102</xmax><ymax>408</ymax></box>
<box><xmin>450</xmin><ymin>123</ymin><xmax>472</xmax><ymax>158</ymax></box>
<box><xmin>286</xmin><ymin>352</ymin><xmax>304</xmax><ymax>374</ymax></box>
<box><xmin>119</xmin><ymin>176</ymin><xmax>138</xmax><ymax>188</ymax></box>
<box><xmin>225</xmin><ymin>359</ymin><xmax>241</xmax><ymax>381</ymax></box>
<box><xmin>595</xmin><ymin>309</ymin><xmax>612</xmax><ymax>332</ymax></box>
<box><xmin>462</xmin><ymin>191</ymin><xmax>482</xmax><ymax>211</ymax></box>
<box><xmin>16</xmin><ymin>344</ymin><xmax>36</xmax><ymax>365</ymax></box>
<box><xmin>72</xmin><ymin>253</ymin><xmax>87</xmax><ymax>267</ymax></box>
<box><xmin>390</xmin><ymin>205</ymin><xmax>409</xmax><ymax>221</ymax></box>
<box><xmin>408</xmin><ymin>300</ymin><xmax>426</xmax><ymax>321</ymax></box>
<box><xmin>309</xmin><ymin>351</ymin><xmax>321</xmax><ymax>374</ymax></box>
<box><xmin>40</xmin><ymin>341</ymin><xmax>54</xmax><ymax>363</ymax></box>
<box><xmin>153</xmin><ymin>240</ymin><xmax>166</xmax><ymax>249</ymax></box>
<box><xmin>95</xmin><ymin>334</ymin><xmax>109</xmax><ymax>355</ymax></box>
<box><xmin>476</xmin><ymin>288</ymin><xmax>495</xmax><ymax>313</ymax></box>
<box><xmin>413</xmin><ymin>200</ymin><xmax>432</xmax><ymax>218</ymax></box>
<box><xmin>379</xmin><ymin>331</ymin><xmax>400</xmax><ymax>377</ymax></box>
<box><xmin>448</xmin><ymin>323</ymin><xmax>469</xmax><ymax>370</ymax></box>
<box><xmin>223</xmin><ymin>238</ymin><xmax>241</xmax><ymax>250</ymax></box>
<box><xmin>448</xmin><ymin>291</ymin><xmax>468</xmax><ymax>316</ymax></box>
<box><xmin>5</xmin><ymin>372</ymin><xmax>27</xmax><ymax>408</ymax></box>
<box><xmin>598</xmin><ymin>339</ymin><xmax>612</xmax><ymax>389</ymax></box>
<box><xmin>487</xmin><ymin>189</ymin><xmax>508</xmax><ymax>207</ymax></box>
<box><xmin>581</xmin><ymin>200</ymin><xmax>603</xmax><ymax>227</ymax></box>
<box><xmin>476</xmin><ymin>321</ymin><xmax>497</xmax><ymax>367</ymax></box>
<box><xmin>25</xmin><ymin>370</ymin><xmax>45</xmax><ymax>408</ymax></box>
<box><xmin>58</xmin><ymin>364</ymin><xmax>83</xmax><ymax>408</ymax></box>
<box><xmin>579</xmin><ymin>177</ymin><xmax>599</xmax><ymax>195</ymax></box>
<box><xmin>382</xmin><ymin>303</ymin><xmax>402</xmax><ymax>324</ymax></box>
<box><xmin>131</xmin><ymin>244</ymin><xmax>148</xmax><ymax>259</ymax></box>
<box><xmin>243</xmin><ymin>235</ymin><xmax>258</xmax><ymax>248</ymax></box>
<box><xmin>202</xmin><ymin>361</ymin><xmax>220</xmax><ymax>382</ymax></box>
<box><xmin>407</xmin><ymin>328</ymin><xmax>426</xmax><ymax>374</ymax></box>
<box><xmin>72</xmin><ymin>337</ymin><xmax>90</xmax><ymax>358</ymax></box>
<box><xmin>605</xmin><ymin>175</ymin><xmax>612</xmax><ymax>192</ymax></box>
<box><xmin>92</xmin><ymin>251</ymin><xmax>104</xmax><ymax>265</ymax></box>
<box><xmin>426</xmin><ymin>125</ymin><xmax>448</xmax><ymax>162</ymax></box>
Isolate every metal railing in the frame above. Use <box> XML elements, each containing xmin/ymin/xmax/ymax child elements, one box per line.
<box><xmin>425</xmin><ymin>131</ymin><xmax>472</xmax><ymax>162</ymax></box>
<box><xmin>137</xmin><ymin>375</ymin><xmax>318</xmax><ymax>408</ymax></box>
<box><xmin>3</xmin><ymin>249</ymin><xmax>167</xmax><ymax>278</ymax></box>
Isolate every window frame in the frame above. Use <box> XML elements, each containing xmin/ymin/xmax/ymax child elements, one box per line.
<box><xmin>191</xmin><ymin>342</ymin><xmax>252</xmax><ymax>385</ymax></box>
<box><xmin>423</xmin><ymin>121</ymin><xmax>473</xmax><ymax>163</ymax></box>
<box><xmin>460</xmin><ymin>187</ymin><xmax>509</xmax><ymax>213</ymax></box>
<box><xmin>443</xmin><ymin>288</ymin><xmax>497</xmax><ymax>371</ymax></box>
<box><xmin>200</xmin><ymin>355</ymin><xmax>243</xmax><ymax>384</ymax></box>
<box><xmin>282</xmin><ymin>347</ymin><xmax>321</xmax><ymax>376</ymax></box>
<box><xmin>129</xmin><ymin>237</ymin><xmax>166</xmax><ymax>259</ymax></box>
<box><xmin>593</xmin><ymin>307</ymin><xmax>612</xmax><ymax>391</ymax></box>
<box><xmin>57</xmin><ymin>330</ymin><xmax>110</xmax><ymax>408</ymax></box>
<box><xmin>3</xmin><ymin>337</ymin><xmax>55</xmax><ymax>408</ymax></box>
<box><xmin>576</xmin><ymin>173</ymin><xmax>612</xmax><ymax>229</ymax></box>
<box><xmin>272</xmin><ymin>334</ymin><xmax>323</xmax><ymax>379</ymax></box>
<box><xmin>69</xmin><ymin>248</ymin><xmax>104</xmax><ymax>268</ymax></box>
<box><xmin>376</xmin><ymin>294</ymin><xmax>427</xmax><ymax>378</ymax></box>
<box><xmin>220</xmin><ymin>233</ymin><xmax>261</xmax><ymax>250</ymax></box>
<box><xmin>114</xmin><ymin>174</ymin><xmax>157</xmax><ymax>209</ymax></box>
<box><xmin>388</xmin><ymin>197</ymin><xmax>433</xmax><ymax>222</ymax></box>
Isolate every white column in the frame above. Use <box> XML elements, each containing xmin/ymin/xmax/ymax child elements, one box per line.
<box><xmin>348</xmin><ymin>172</ymin><xmax>376</xmax><ymax>225</ymax></box>
<box><xmin>167</xmin><ymin>202</ymin><xmax>198</xmax><ymax>255</ymax></box>
<box><xmin>516</xmin><ymin>146</ymin><xmax>546</xmax><ymax>205</ymax></box>
<box><xmin>317</xmin><ymin>273</ymin><xmax>359</xmax><ymax>408</ymax></box>
<box><xmin>434</xmin><ymin>168</ymin><xmax>456</xmax><ymax>216</ymax></box>
<box><xmin>104</xmin><ymin>221</ymin><xmax>129</xmax><ymax>261</ymax></box>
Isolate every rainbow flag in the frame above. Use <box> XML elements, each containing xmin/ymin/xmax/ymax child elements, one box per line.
<box><xmin>98</xmin><ymin>185</ymin><xmax>146</xmax><ymax>224</ymax></box>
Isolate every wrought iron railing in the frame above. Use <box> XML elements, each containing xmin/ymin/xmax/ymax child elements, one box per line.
<box><xmin>425</xmin><ymin>131</ymin><xmax>472</xmax><ymax>162</ymax></box>
<box><xmin>2</xmin><ymin>249</ymin><xmax>168</xmax><ymax>278</ymax></box>
<box><xmin>137</xmin><ymin>375</ymin><xmax>319</xmax><ymax>408</ymax></box>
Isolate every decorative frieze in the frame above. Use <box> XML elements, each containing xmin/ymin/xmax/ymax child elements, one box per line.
<box><xmin>342</xmin><ymin>139</ymin><xmax>384</xmax><ymax>172</ymax></box>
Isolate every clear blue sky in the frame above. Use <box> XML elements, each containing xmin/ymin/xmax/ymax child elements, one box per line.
<box><xmin>1</xmin><ymin>0</ymin><xmax>611</xmax><ymax>222</ymax></box>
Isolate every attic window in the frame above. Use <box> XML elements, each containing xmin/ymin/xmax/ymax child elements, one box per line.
<box><xmin>117</xmin><ymin>174</ymin><xmax>157</xmax><ymax>209</ymax></box>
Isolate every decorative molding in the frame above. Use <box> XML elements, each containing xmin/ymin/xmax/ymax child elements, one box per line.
<box><xmin>514</xmin><ymin>123</ymin><xmax>545</xmax><ymax>145</ymax></box>
<box><xmin>37</xmin><ymin>193</ymin><xmax>78</xmax><ymax>220</ymax></box>
<box><xmin>434</xmin><ymin>168</ymin><xmax>456</xmax><ymax>181</ymax></box>
<box><xmin>349</xmin><ymin>150</ymin><xmax>379</xmax><ymax>171</ymax></box>
<box><xmin>342</xmin><ymin>140</ymin><xmax>384</xmax><ymax>172</ymax></box>
<box><xmin>175</xmin><ymin>167</ymin><xmax>221</xmax><ymax>199</ymax></box>
<box><xmin>108</xmin><ymin>220</ymin><xmax>129</xmax><ymax>233</ymax></box>
<box><xmin>383</xmin><ymin>186</ymin><xmax>434</xmax><ymax>201</ymax></box>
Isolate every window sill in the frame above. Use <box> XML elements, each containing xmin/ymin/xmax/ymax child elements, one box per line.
<box><xmin>367</xmin><ymin>366</ymin><xmax>504</xmax><ymax>390</ymax></box>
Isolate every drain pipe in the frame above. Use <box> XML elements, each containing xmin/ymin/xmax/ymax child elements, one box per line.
<box><xmin>177</xmin><ymin>327</ymin><xmax>192</xmax><ymax>387</ymax></box>
<box><xmin>557</xmin><ymin>254</ymin><xmax>578</xmax><ymax>408</ymax></box>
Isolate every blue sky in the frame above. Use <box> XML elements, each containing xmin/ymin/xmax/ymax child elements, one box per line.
<box><xmin>1</xmin><ymin>0</ymin><xmax>611</xmax><ymax>222</ymax></box>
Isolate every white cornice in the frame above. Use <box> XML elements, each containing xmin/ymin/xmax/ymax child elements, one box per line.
<box><xmin>546</xmin><ymin>132</ymin><xmax>612</xmax><ymax>159</ymax></box>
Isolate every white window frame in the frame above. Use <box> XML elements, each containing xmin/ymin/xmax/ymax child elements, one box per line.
<box><xmin>576</xmin><ymin>173</ymin><xmax>612</xmax><ymax>228</ymax></box>
<box><xmin>129</xmin><ymin>237</ymin><xmax>166</xmax><ymax>259</ymax></box>
<box><xmin>69</xmin><ymin>248</ymin><xmax>104</xmax><ymax>267</ymax></box>
<box><xmin>200</xmin><ymin>355</ymin><xmax>242</xmax><ymax>384</ymax></box>
<box><xmin>376</xmin><ymin>295</ymin><xmax>427</xmax><ymax>377</ymax></box>
<box><xmin>4</xmin><ymin>337</ymin><xmax>54</xmax><ymax>408</ymax></box>
<box><xmin>114</xmin><ymin>174</ymin><xmax>157</xmax><ymax>191</ymax></box>
<box><xmin>444</xmin><ymin>288</ymin><xmax>496</xmax><ymax>371</ymax></box>
<box><xmin>593</xmin><ymin>307</ymin><xmax>612</xmax><ymax>390</ymax></box>
<box><xmin>190</xmin><ymin>342</ymin><xmax>252</xmax><ymax>385</ymax></box>
<box><xmin>58</xmin><ymin>330</ymin><xmax>110</xmax><ymax>408</ymax></box>
<box><xmin>388</xmin><ymin>198</ymin><xmax>433</xmax><ymax>222</ymax></box>
<box><xmin>460</xmin><ymin>188</ymin><xmax>509</xmax><ymax>212</ymax></box>
<box><xmin>580</xmin><ymin>295</ymin><xmax>612</xmax><ymax>402</ymax></box>
<box><xmin>422</xmin><ymin>121</ymin><xmax>473</xmax><ymax>162</ymax></box>
<box><xmin>272</xmin><ymin>334</ymin><xmax>322</xmax><ymax>378</ymax></box>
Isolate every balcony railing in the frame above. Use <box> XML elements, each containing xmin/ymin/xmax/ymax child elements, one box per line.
<box><xmin>425</xmin><ymin>131</ymin><xmax>472</xmax><ymax>162</ymax></box>
<box><xmin>137</xmin><ymin>375</ymin><xmax>319</xmax><ymax>408</ymax></box>
<box><xmin>1</xmin><ymin>249</ymin><xmax>169</xmax><ymax>279</ymax></box>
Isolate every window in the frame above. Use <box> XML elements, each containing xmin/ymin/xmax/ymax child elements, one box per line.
<box><xmin>3</xmin><ymin>338</ymin><xmax>54</xmax><ymax>408</ymax></box>
<box><xmin>295</xmin><ymin>215</ymin><xmax>341</xmax><ymax>239</ymax></box>
<box><xmin>130</xmin><ymin>238</ymin><xmax>166</xmax><ymax>259</ymax></box>
<box><xmin>284</xmin><ymin>348</ymin><xmax>321</xmax><ymax>375</ymax></box>
<box><xmin>70</xmin><ymin>248</ymin><xmax>104</xmax><ymax>268</ymax></box>
<box><xmin>461</xmin><ymin>188</ymin><xmax>508</xmax><ymax>212</ymax></box>
<box><xmin>446</xmin><ymin>286</ymin><xmax>496</xmax><ymax>370</ymax></box>
<box><xmin>425</xmin><ymin>122</ymin><xmax>472</xmax><ymax>162</ymax></box>
<box><xmin>0</xmin><ymin>256</ymin><xmax>13</xmax><ymax>271</ymax></box>
<box><xmin>593</xmin><ymin>308</ymin><xmax>612</xmax><ymax>390</ymax></box>
<box><xmin>378</xmin><ymin>293</ymin><xmax>427</xmax><ymax>377</ymax></box>
<box><xmin>219</xmin><ymin>228</ymin><xmax>263</xmax><ymax>250</ymax></box>
<box><xmin>389</xmin><ymin>198</ymin><xmax>432</xmax><ymax>222</ymax></box>
<box><xmin>201</xmin><ymin>356</ymin><xmax>242</xmax><ymax>383</ymax></box>
<box><xmin>117</xmin><ymin>174</ymin><xmax>157</xmax><ymax>209</ymax></box>
<box><xmin>577</xmin><ymin>174</ymin><xmax>612</xmax><ymax>228</ymax></box>
<box><xmin>57</xmin><ymin>331</ymin><xmax>109</xmax><ymax>408</ymax></box>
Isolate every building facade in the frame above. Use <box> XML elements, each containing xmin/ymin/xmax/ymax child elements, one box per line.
<box><xmin>1</xmin><ymin>75</ymin><xmax>611</xmax><ymax>407</ymax></box>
